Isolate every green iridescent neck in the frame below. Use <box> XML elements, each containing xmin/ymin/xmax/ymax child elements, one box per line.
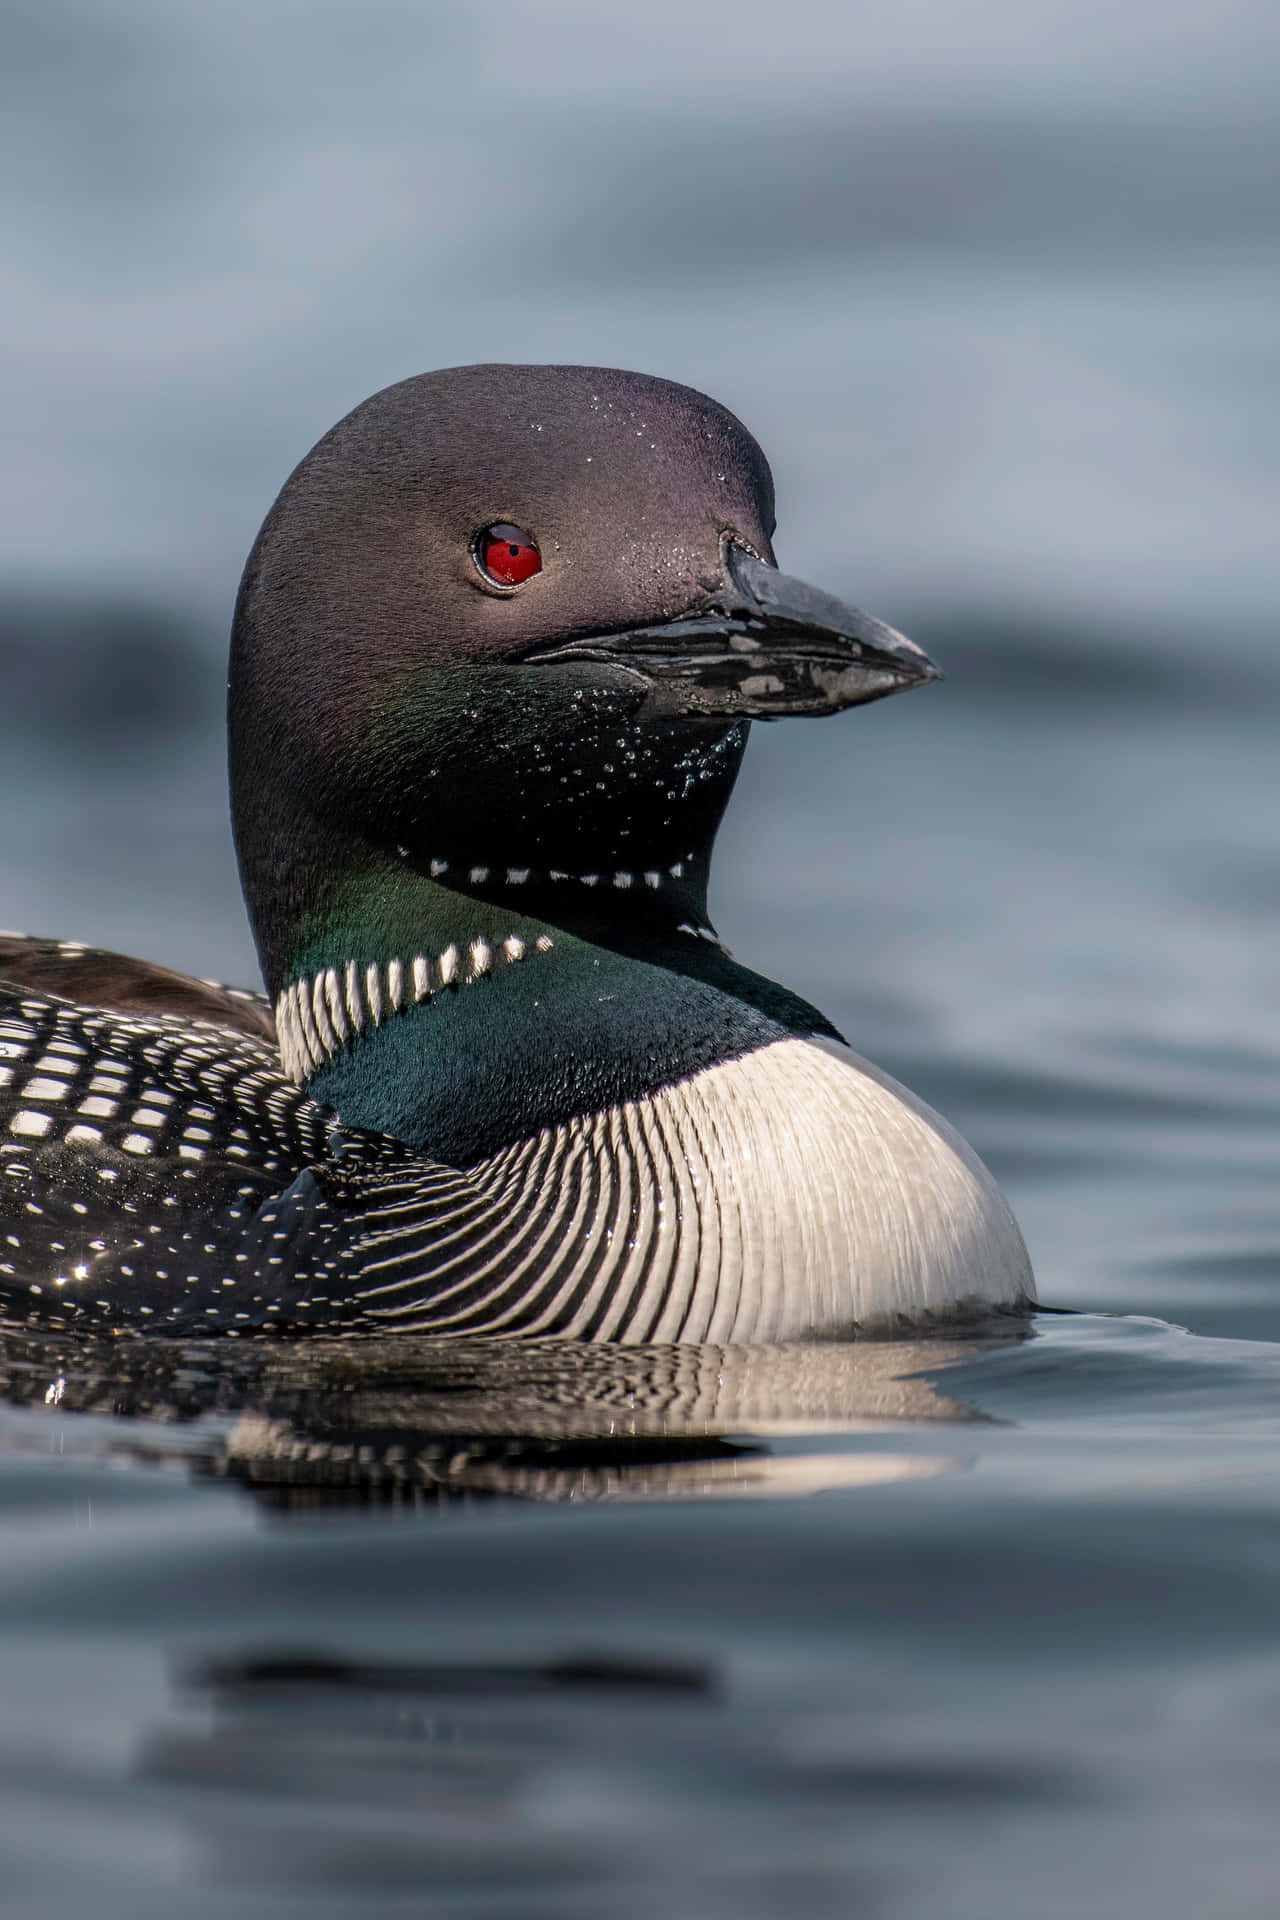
<box><xmin>271</xmin><ymin>855</ymin><xmax>838</xmax><ymax>1164</ymax></box>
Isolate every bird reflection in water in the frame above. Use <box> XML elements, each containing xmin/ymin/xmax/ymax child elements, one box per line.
<box><xmin>0</xmin><ymin>1317</ymin><xmax>1025</xmax><ymax>1509</ymax></box>
<box><xmin>0</xmin><ymin>1318</ymin><xmax>1032</xmax><ymax>1907</ymax></box>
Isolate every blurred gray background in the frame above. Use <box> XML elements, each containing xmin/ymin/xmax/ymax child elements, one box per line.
<box><xmin>2</xmin><ymin>0</ymin><xmax>1278</xmax><ymax>1324</ymax></box>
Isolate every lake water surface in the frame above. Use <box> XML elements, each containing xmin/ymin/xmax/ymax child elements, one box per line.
<box><xmin>3</xmin><ymin>1308</ymin><xmax>1280</xmax><ymax>1918</ymax></box>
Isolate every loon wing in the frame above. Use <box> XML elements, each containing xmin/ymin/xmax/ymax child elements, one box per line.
<box><xmin>0</xmin><ymin>958</ymin><xmax>334</xmax><ymax>1331</ymax></box>
<box><xmin>0</xmin><ymin>933</ymin><xmax>276</xmax><ymax>1042</ymax></box>
<box><xmin>0</xmin><ymin>951</ymin><xmax>560</xmax><ymax>1337</ymax></box>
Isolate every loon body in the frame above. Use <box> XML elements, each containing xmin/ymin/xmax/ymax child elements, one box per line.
<box><xmin>0</xmin><ymin>365</ymin><xmax>1033</xmax><ymax>1338</ymax></box>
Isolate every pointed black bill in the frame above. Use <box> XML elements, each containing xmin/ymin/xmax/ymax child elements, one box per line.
<box><xmin>525</xmin><ymin>545</ymin><xmax>939</xmax><ymax>719</ymax></box>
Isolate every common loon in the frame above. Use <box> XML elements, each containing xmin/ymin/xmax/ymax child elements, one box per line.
<box><xmin>0</xmin><ymin>364</ymin><xmax>1033</xmax><ymax>1340</ymax></box>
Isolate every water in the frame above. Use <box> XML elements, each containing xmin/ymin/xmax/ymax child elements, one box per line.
<box><xmin>3</xmin><ymin>1</ymin><xmax>1280</xmax><ymax>1909</ymax></box>
<box><xmin>4</xmin><ymin>1316</ymin><xmax>1280</xmax><ymax>1917</ymax></box>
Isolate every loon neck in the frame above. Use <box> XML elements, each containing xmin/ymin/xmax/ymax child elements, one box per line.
<box><xmin>232</xmin><ymin>697</ymin><xmax>832</xmax><ymax>1160</ymax></box>
<box><xmin>237</xmin><ymin>701</ymin><xmax>745</xmax><ymax>1030</ymax></box>
<box><xmin>270</xmin><ymin>826</ymin><xmax>720</xmax><ymax>993</ymax></box>
<box><xmin>264</xmin><ymin>844</ymin><xmax>837</xmax><ymax>1165</ymax></box>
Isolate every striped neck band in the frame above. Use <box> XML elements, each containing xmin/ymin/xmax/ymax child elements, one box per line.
<box><xmin>275</xmin><ymin>933</ymin><xmax>554</xmax><ymax>1084</ymax></box>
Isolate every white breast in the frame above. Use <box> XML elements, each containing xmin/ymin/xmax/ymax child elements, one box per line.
<box><xmin>607</xmin><ymin>1034</ymin><xmax>1034</xmax><ymax>1342</ymax></box>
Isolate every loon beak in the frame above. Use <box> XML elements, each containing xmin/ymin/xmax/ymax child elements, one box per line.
<box><xmin>525</xmin><ymin>545</ymin><xmax>939</xmax><ymax>720</ymax></box>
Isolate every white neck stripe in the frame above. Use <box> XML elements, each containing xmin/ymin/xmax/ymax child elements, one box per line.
<box><xmin>275</xmin><ymin>933</ymin><xmax>554</xmax><ymax>1084</ymax></box>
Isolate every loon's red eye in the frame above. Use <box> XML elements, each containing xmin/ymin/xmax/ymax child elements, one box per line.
<box><xmin>475</xmin><ymin>522</ymin><xmax>541</xmax><ymax>588</ymax></box>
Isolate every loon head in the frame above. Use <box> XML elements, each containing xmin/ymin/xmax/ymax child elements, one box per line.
<box><xmin>229</xmin><ymin>364</ymin><xmax>938</xmax><ymax>1161</ymax></box>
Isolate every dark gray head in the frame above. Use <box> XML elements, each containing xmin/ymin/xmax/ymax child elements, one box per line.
<box><xmin>229</xmin><ymin>363</ymin><xmax>934</xmax><ymax>1004</ymax></box>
